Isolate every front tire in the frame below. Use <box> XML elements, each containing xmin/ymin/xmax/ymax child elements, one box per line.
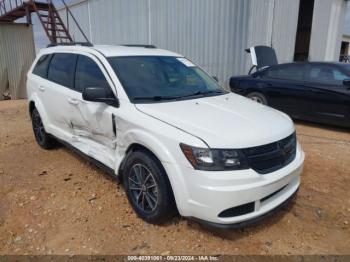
<box><xmin>31</xmin><ymin>108</ymin><xmax>57</xmax><ymax>149</ymax></box>
<box><xmin>247</xmin><ymin>92</ymin><xmax>268</xmax><ymax>105</ymax></box>
<box><xmin>123</xmin><ymin>150</ymin><xmax>176</xmax><ymax>224</ymax></box>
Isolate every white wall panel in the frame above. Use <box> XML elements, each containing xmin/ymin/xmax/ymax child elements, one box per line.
<box><xmin>272</xmin><ymin>0</ymin><xmax>300</xmax><ymax>63</ymax></box>
<box><xmin>0</xmin><ymin>24</ymin><xmax>35</xmax><ymax>100</ymax></box>
<box><xmin>89</xmin><ymin>0</ymin><xmax>149</xmax><ymax>45</ymax></box>
<box><xmin>246</xmin><ymin>0</ymin><xmax>299</xmax><ymax>68</ymax></box>
<box><xmin>309</xmin><ymin>0</ymin><xmax>347</xmax><ymax>61</ymax></box>
<box><xmin>150</xmin><ymin>0</ymin><xmax>250</xmax><ymax>87</ymax></box>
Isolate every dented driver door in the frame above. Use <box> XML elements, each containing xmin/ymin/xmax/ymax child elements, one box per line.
<box><xmin>67</xmin><ymin>54</ymin><xmax>117</xmax><ymax>169</ymax></box>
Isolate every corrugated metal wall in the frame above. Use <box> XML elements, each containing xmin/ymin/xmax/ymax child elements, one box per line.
<box><xmin>246</xmin><ymin>0</ymin><xmax>300</xmax><ymax>68</ymax></box>
<box><xmin>271</xmin><ymin>0</ymin><xmax>300</xmax><ymax>63</ymax></box>
<box><xmin>59</xmin><ymin>0</ymin><xmax>301</xmax><ymax>87</ymax></box>
<box><xmin>89</xmin><ymin>0</ymin><xmax>149</xmax><ymax>44</ymax></box>
<box><xmin>66</xmin><ymin>0</ymin><xmax>91</xmax><ymax>42</ymax></box>
<box><xmin>247</xmin><ymin>0</ymin><xmax>274</xmax><ymax>49</ymax></box>
<box><xmin>149</xmin><ymin>0</ymin><xmax>250</xmax><ymax>87</ymax></box>
<box><xmin>0</xmin><ymin>23</ymin><xmax>35</xmax><ymax>100</ymax></box>
<box><xmin>309</xmin><ymin>0</ymin><xmax>347</xmax><ymax>61</ymax></box>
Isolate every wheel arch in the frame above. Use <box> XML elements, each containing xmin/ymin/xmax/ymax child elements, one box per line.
<box><xmin>244</xmin><ymin>81</ymin><xmax>262</xmax><ymax>92</ymax></box>
<box><xmin>115</xmin><ymin>126</ymin><xmax>194</xmax><ymax>215</ymax></box>
<box><xmin>28</xmin><ymin>95</ymin><xmax>50</xmax><ymax>131</ymax></box>
<box><xmin>243</xmin><ymin>81</ymin><xmax>270</xmax><ymax>98</ymax></box>
<box><xmin>232</xmin><ymin>78</ymin><xmax>265</xmax><ymax>96</ymax></box>
<box><xmin>118</xmin><ymin>143</ymin><xmax>161</xmax><ymax>175</ymax></box>
<box><xmin>29</xmin><ymin>100</ymin><xmax>35</xmax><ymax>118</ymax></box>
<box><xmin>114</xmin><ymin>121</ymin><xmax>204</xmax><ymax>216</ymax></box>
<box><xmin>118</xmin><ymin>142</ymin><xmax>178</xmax><ymax>213</ymax></box>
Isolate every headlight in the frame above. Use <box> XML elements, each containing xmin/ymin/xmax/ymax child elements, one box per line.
<box><xmin>180</xmin><ymin>143</ymin><xmax>249</xmax><ymax>171</ymax></box>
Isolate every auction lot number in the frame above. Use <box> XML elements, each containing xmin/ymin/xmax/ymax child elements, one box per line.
<box><xmin>128</xmin><ymin>255</ymin><xmax>219</xmax><ymax>261</ymax></box>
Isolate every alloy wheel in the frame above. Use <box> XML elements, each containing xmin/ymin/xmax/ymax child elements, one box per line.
<box><xmin>128</xmin><ymin>163</ymin><xmax>159</xmax><ymax>213</ymax></box>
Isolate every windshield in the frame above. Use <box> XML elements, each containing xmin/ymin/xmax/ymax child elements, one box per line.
<box><xmin>108</xmin><ymin>56</ymin><xmax>226</xmax><ymax>103</ymax></box>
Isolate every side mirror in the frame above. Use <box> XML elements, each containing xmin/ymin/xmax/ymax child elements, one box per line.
<box><xmin>212</xmin><ymin>76</ymin><xmax>219</xmax><ymax>82</ymax></box>
<box><xmin>343</xmin><ymin>79</ymin><xmax>350</xmax><ymax>89</ymax></box>
<box><xmin>82</xmin><ymin>87</ymin><xmax>119</xmax><ymax>107</ymax></box>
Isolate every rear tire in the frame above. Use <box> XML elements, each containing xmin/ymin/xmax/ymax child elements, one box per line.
<box><xmin>123</xmin><ymin>150</ymin><xmax>177</xmax><ymax>224</ymax></box>
<box><xmin>247</xmin><ymin>92</ymin><xmax>268</xmax><ymax>105</ymax></box>
<box><xmin>31</xmin><ymin>108</ymin><xmax>57</xmax><ymax>149</ymax></box>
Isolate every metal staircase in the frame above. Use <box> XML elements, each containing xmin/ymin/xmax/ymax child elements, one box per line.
<box><xmin>0</xmin><ymin>0</ymin><xmax>89</xmax><ymax>45</ymax></box>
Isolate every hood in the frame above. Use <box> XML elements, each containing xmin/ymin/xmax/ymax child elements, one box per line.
<box><xmin>246</xmin><ymin>45</ymin><xmax>278</xmax><ymax>70</ymax></box>
<box><xmin>135</xmin><ymin>93</ymin><xmax>295</xmax><ymax>148</ymax></box>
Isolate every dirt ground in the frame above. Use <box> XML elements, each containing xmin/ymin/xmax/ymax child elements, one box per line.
<box><xmin>0</xmin><ymin>99</ymin><xmax>349</xmax><ymax>255</ymax></box>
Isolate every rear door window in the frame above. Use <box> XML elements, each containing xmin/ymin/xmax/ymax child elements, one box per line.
<box><xmin>265</xmin><ymin>65</ymin><xmax>304</xmax><ymax>81</ymax></box>
<box><xmin>48</xmin><ymin>53</ymin><xmax>77</xmax><ymax>89</ymax></box>
<box><xmin>32</xmin><ymin>54</ymin><xmax>52</xmax><ymax>79</ymax></box>
<box><xmin>75</xmin><ymin>55</ymin><xmax>110</xmax><ymax>93</ymax></box>
<box><xmin>306</xmin><ymin>65</ymin><xmax>348</xmax><ymax>85</ymax></box>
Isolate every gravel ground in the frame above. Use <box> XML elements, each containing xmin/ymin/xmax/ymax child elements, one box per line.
<box><xmin>0</xmin><ymin>100</ymin><xmax>349</xmax><ymax>255</ymax></box>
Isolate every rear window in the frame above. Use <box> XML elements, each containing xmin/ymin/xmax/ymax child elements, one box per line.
<box><xmin>48</xmin><ymin>53</ymin><xmax>77</xmax><ymax>88</ymax></box>
<box><xmin>32</xmin><ymin>54</ymin><xmax>52</xmax><ymax>78</ymax></box>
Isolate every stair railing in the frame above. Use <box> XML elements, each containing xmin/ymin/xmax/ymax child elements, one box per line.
<box><xmin>60</xmin><ymin>0</ymin><xmax>90</xmax><ymax>44</ymax></box>
<box><xmin>0</xmin><ymin>0</ymin><xmax>24</xmax><ymax>16</ymax></box>
<box><xmin>0</xmin><ymin>0</ymin><xmax>91</xmax><ymax>45</ymax></box>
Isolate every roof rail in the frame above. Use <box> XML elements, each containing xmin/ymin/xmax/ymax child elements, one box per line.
<box><xmin>122</xmin><ymin>44</ymin><xmax>157</xmax><ymax>48</ymax></box>
<box><xmin>47</xmin><ymin>42</ymin><xmax>93</xmax><ymax>47</ymax></box>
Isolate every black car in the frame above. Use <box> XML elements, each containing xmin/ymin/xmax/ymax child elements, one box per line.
<box><xmin>230</xmin><ymin>46</ymin><xmax>350</xmax><ymax>128</ymax></box>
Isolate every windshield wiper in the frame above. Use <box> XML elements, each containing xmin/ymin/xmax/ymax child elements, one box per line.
<box><xmin>133</xmin><ymin>90</ymin><xmax>225</xmax><ymax>102</ymax></box>
<box><xmin>133</xmin><ymin>96</ymin><xmax>179</xmax><ymax>101</ymax></box>
<box><xmin>176</xmin><ymin>90</ymin><xmax>224</xmax><ymax>99</ymax></box>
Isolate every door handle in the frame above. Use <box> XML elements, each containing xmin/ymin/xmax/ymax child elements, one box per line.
<box><xmin>68</xmin><ymin>98</ymin><xmax>79</xmax><ymax>105</ymax></box>
<box><xmin>38</xmin><ymin>86</ymin><xmax>45</xmax><ymax>92</ymax></box>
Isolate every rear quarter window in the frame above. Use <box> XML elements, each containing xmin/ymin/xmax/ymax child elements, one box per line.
<box><xmin>32</xmin><ymin>54</ymin><xmax>52</xmax><ymax>79</ymax></box>
<box><xmin>48</xmin><ymin>53</ymin><xmax>77</xmax><ymax>88</ymax></box>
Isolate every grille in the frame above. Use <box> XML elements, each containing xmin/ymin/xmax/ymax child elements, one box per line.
<box><xmin>243</xmin><ymin>133</ymin><xmax>297</xmax><ymax>174</ymax></box>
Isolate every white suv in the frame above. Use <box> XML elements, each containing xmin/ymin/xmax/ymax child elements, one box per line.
<box><xmin>27</xmin><ymin>45</ymin><xmax>304</xmax><ymax>228</ymax></box>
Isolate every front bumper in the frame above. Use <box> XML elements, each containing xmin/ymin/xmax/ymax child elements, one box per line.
<box><xmin>189</xmin><ymin>188</ymin><xmax>298</xmax><ymax>229</ymax></box>
<box><xmin>163</xmin><ymin>143</ymin><xmax>304</xmax><ymax>226</ymax></box>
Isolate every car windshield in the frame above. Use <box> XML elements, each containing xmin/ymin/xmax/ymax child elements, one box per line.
<box><xmin>108</xmin><ymin>56</ymin><xmax>226</xmax><ymax>103</ymax></box>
